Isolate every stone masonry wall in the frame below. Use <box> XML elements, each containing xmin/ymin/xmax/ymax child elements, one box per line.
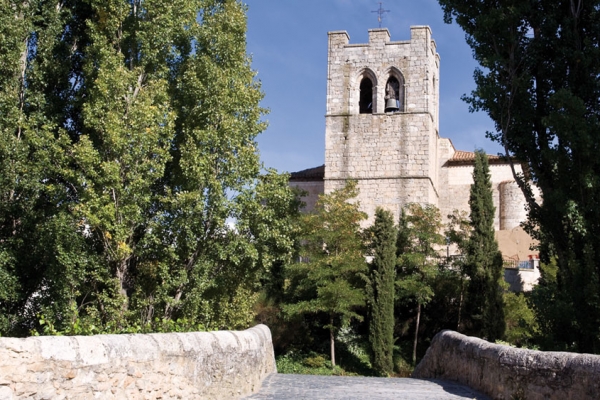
<box><xmin>499</xmin><ymin>180</ymin><xmax>528</xmax><ymax>230</ymax></box>
<box><xmin>314</xmin><ymin>25</ymin><xmax>535</xmax><ymax>237</ymax></box>
<box><xmin>439</xmin><ymin>161</ymin><xmax>525</xmax><ymax>231</ymax></box>
<box><xmin>0</xmin><ymin>324</ymin><xmax>276</xmax><ymax>400</ymax></box>
<box><xmin>413</xmin><ymin>330</ymin><xmax>600</xmax><ymax>400</ymax></box>
<box><xmin>290</xmin><ymin>180</ymin><xmax>324</xmax><ymax>212</ymax></box>
<box><xmin>504</xmin><ymin>266</ymin><xmax>541</xmax><ymax>292</ymax></box>
<box><xmin>324</xmin><ymin>27</ymin><xmax>440</xmax><ymax>226</ymax></box>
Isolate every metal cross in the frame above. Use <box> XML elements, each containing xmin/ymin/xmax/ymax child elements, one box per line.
<box><xmin>371</xmin><ymin>2</ymin><xmax>390</xmax><ymax>28</ymax></box>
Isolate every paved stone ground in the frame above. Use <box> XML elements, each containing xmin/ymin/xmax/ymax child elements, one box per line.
<box><xmin>244</xmin><ymin>374</ymin><xmax>490</xmax><ymax>400</ymax></box>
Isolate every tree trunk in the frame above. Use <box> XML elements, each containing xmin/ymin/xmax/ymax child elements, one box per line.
<box><xmin>413</xmin><ymin>303</ymin><xmax>421</xmax><ymax>366</ymax></box>
<box><xmin>116</xmin><ymin>259</ymin><xmax>129</xmax><ymax>299</ymax></box>
<box><xmin>457</xmin><ymin>278</ymin><xmax>464</xmax><ymax>330</ymax></box>
<box><xmin>330</xmin><ymin>316</ymin><xmax>336</xmax><ymax>367</ymax></box>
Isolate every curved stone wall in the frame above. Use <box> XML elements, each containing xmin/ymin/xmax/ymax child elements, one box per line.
<box><xmin>0</xmin><ymin>324</ymin><xmax>275</xmax><ymax>399</ymax></box>
<box><xmin>499</xmin><ymin>180</ymin><xmax>527</xmax><ymax>230</ymax></box>
<box><xmin>413</xmin><ymin>330</ymin><xmax>600</xmax><ymax>400</ymax></box>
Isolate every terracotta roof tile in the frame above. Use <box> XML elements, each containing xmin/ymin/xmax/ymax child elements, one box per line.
<box><xmin>448</xmin><ymin>150</ymin><xmax>506</xmax><ymax>165</ymax></box>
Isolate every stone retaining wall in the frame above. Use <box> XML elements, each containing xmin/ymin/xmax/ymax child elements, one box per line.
<box><xmin>413</xmin><ymin>330</ymin><xmax>600</xmax><ymax>400</ymax></box>
<box><xmin>0</xmin><ymin>324</ymin><xmax>276</xmax><ymax>400</ymax></box>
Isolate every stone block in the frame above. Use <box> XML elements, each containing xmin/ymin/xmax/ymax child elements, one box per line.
<box><xmin>0</xmin><ymin>386</ymin><xmax>14</xmax><ymax>400</ymax></box>
<box><xmin>0</xmin><ymin>325</ymin><xmax>274</xmax><ymax>399</ymax></box>
<box><xmin>414</xmin><ymin>330</ymin><xmax>600</xmax><ymax>400</ymax></box>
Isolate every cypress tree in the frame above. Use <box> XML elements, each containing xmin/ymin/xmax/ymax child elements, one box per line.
<box><xmin>367</xmin><ymin>208</ymin><xmax>396</xmax><ymax>376</ymax></box>
<box><xmin>464</xmin><ymin>150</ymin><xmax>505</xmax><ymax>341</ymax></box>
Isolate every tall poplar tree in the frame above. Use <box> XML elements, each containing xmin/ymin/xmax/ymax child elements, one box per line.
<box><xmin>439</xmin><ymin>0</ymin><xmax>600</xmax><ymax>352</ymax></box>
<box><xmin>0</xmin><ymin>0</ymin><xmax>297</xmax><ymax>335</ymax></box>
<box><xmin>463</xmin><ymin>150</ymin><xmax>505</xmax><ymax>341</ymax></box>
<box><xmin>0</xmin><ymin>0</ymin><xmax>82</xmax><ymax>334</ymax></box>
<box><xmin>366</xmin><ymin>208</ymin><xmax>396</xmax><ymax>376</ymax></box>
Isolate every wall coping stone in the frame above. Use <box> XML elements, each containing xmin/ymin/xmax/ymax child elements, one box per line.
<box><xmin>413</xmin><ymin>329</ymin><xmax>600</xmax><ymax>400</ymax></box>
<box><xmin>0</xmin><ymin>324</ymin><xmax>276</xmax><ymax>399</ymax></box>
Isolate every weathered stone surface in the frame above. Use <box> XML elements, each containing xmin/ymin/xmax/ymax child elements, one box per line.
<box><xmin>246</xmin><ymin>374</ymin><xmax>490</xmax><ymax>399</ymax></box>
<box><xmin>292</xmin><ymin>25</ymin><xmax>539</xmax><ymax>260</ymax></box>
<box><xmin>0</xmin><ymin>385</ymin><xmax>14</xmax><ymax>400</ymax></box>
<box><xmin>324</xmin><ymin>27</ymin><xmax>441</xmax><ymax>227</ymax></box>
<box><xmin>412</xmin><ymin>330</ymin><xmax>600</xmax><ymax>400</ymax></box>
<box><xmin>0</xmin><ymin>324</ymin><xmax>276</xmax><ymax>399</ymax></box>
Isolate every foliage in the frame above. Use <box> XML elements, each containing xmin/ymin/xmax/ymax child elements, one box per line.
<box><xmin>463</xmin><ymin>150</ymin><xmax>505</xmax><ymax>341</ymax></box>
<box><xmin>284</xmin><ymin>180</ymin><xmax>367</xmax><ymax>366</ymax></box>
<box><xmin>275</xmin><ymin>352</ymin><xmax>348</xmax><ymax>376</ymax></box>
<box><xmin>397</xmin><ymin>204</ymin><xmax>444</xmax><ymax>304</ymax></box>
<box><xmin>444</xmin><ymin>209</ymin><xmax>471</xmax><ymax>331</ymax></box>
<box><xmin>365</xmin><ymin>208</ymin><xmax>396</xmax><ymax>376</ymax></box>
<box><xmin>445</xmin><ymin>209</ymin><xmax>471</xmax><ymax>253</ymax></box>
<box><xmin>275</xmin><ymin>326</ymin><xmax>374</xmax><ymax>376</ymax></box>
<box><xmin>503</xmin><ymin>292</ymin><xmax>539</xmax><ymax>348</ymax></box>
<box><xmin>396</xmin><ymin>203</ymin><xmax>444</xmax><ymax>364</ymax></box>
<box><xmin>421</xmin><ymin>265</ymin><xmax>464</xmax><ymax>336</ymax></box>
<box><xmin>0</xmin><ymin>0</ymin><xmax>298</xmax><ymax>336</ymax></box>
<box><xmin>529</xmin><ymin>258</ymin><xmax>576</xmax><ymax>351</ymax></box>
<box><xmin>439</xmin><ymin>0</ymin><xmax>600</xmax><ymax>353</ymax></box>
<box><xmin>393</xmin><ymin>351</ymin><xmax>414</xmax><ymax>377</ymax></box>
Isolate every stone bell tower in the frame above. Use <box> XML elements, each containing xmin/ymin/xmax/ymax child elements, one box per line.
<box><xmin>324</xmin><ymin>26</ymin><xmax>441</xmax><ymax>224</ymax></box>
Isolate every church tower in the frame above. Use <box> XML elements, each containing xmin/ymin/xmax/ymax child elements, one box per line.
<box><xmin>324</xmin><ymin>27</ymin><xmax>441</xmax><ymax>224</ymax></box>
<box><xmin>290</xmin><ymin>26</ymin><xmax>541</xmax><ymax>280</ymax></box>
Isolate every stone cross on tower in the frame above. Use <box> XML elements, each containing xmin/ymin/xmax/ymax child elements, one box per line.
<box><xmin>371</xmin><ymin>2</ymin><xmax>390</xmax><ymax>28</ymax></box>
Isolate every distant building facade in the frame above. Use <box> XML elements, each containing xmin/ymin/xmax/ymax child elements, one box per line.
<box><xmin>290</xmin><ymin>26</ymin><xmax>539</xmax><ymax>269</ymax></box>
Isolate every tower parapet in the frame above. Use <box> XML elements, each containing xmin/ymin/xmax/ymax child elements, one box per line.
<box><xmin>324</xmin><ymin>26</ymin><xmax>441</xmax><ymax>224</ymax></box>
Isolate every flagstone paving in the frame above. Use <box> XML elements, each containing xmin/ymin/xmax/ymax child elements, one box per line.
<box><xmin>244</xmin><ymin>373</ymin><xmax>490</xmax><ymax>400</ymax></box>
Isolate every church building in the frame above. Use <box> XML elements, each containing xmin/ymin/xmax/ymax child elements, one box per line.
<box><xmin>289</xmin><ymin>26</ymin><xmax>539</xmax><ymax>272</ymax></box>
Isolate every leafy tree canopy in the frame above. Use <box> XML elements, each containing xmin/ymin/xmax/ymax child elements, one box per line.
<box><xmin>284</xmin><ymin>180</ymin><xmax>367</xmax><ymax>366</ymax></box>
<box><xmin>396</xmin><ymin>203</ymin><xmax>444</xmax><ymax>364</ymax></box>
<box><xmin>0</xmin><ymin>0</ymin><xmax>297</xmax><ymax>336</ymax></box>
<box><xmin>439</xmin><ymin>0</ymin><xmax>600</xmax><ymax>352</ymax></box>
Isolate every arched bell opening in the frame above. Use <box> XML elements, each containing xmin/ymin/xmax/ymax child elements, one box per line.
<box><xmin>384</xmin><ymin>76</ymin><xmax>401</xmax><ymax>112</ymax></box>
<box><xmin>359</xmin><ymin>78</ymin><xmax>373</xmax><ymax>114</ymax></box>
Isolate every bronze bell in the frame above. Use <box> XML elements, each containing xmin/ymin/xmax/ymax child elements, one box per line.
<box><xmin>385</xmin><ymin>98</ymin><xmax>399</xmax><ymax>112</ymax></box>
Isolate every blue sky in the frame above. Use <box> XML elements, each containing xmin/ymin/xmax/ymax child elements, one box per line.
<box><xmin>244</xmin><ymin>0</ymin><xmax>503</xmax><ymax>174</ymax></box>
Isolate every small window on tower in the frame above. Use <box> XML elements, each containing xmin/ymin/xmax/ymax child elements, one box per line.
<box><xmin>359</xmin><ymin>78</ymin><xmax>373</xmax><ymax>114</ymax></box>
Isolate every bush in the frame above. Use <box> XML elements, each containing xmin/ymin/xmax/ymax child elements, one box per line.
<box><xmin>303</xmin><ymin>354</ymin><xmax>327</xmax><ymax>368</ymax></box>
<box><xmin>393</xmin><ymin>353</ymin><xmax>413</xmax><ymax>377</ymax></box>
<box><xmin>503</xmin><ymin>292</ymin><xmax>539</xmax><ymax>348</ymax></box>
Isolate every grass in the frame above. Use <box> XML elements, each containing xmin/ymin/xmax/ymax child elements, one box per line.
<box><xmin>276</xmin><ymin>351</ymin><xmax>352</xmax><ymax>376</ymax></box>
<box><xmin>275</xmin><ymin>341</ymin><xmax>414</xmax><ymax>377</ymax></box>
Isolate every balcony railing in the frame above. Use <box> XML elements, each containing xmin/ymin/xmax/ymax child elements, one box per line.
<box><xmin>503</xmin><ymin>259</ymin><xmax>535</xmax><ymax>270</ymax></box>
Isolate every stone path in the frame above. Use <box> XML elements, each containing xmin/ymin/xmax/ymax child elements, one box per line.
<box><xmin>244</xmin><ymin>374</ymin><xmax>490</xmax><ymax>400</ymax></box>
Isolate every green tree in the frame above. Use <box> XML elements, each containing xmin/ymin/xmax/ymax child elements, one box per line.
<box><xmin>529</xmin><ymin>258</ymin><xmax>574</xmax><ymax>350</ymax></box>
<box><xmin>0</xmin><ymin>0</ymin><xmax>297</xmax><ymax>335</ymax></box>
<box><xmin>463</xmin><ymin>150</ymin><xmax>505</xmax><ymax>341</ymax></box>
<box><xmin>444</xmin><ymin>209</ymin><xmax>471</xmax><ymax>330</ymax></box>
<box><xmin>365</xmin><ymin>208</ymin><xmax>396</xmax><ymax>376</ymax></box>
<box><xmin>0</xmin><ymin>0</ymin><xmax>83</xmax><ymax>335</ymax></box>
<box><xmin>397</xmin><ymin>203</ymin><xmax>444</xmax><ymax>365</ymax></box>
<box><xmin>503</xmin><ymin>291</ymin><xmax>539</xmax><ymax>348</ymax></box>
<box><xmin>284</xmin><ymin>181</ymin><xmax>367</xmax><ymax>367</ymax></box>
<box><xmin>439</xmin><ymin>0</ymin><xmax>600</xmax><ymax>352</ymax></box>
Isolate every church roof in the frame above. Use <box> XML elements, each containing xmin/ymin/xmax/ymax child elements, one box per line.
<box><xmin>289</xmin><ymin>165</ymin><xmax>325</xmax><ymax>181</ymax></box>
<box><xmin>448</xmin><ymin>150</ymin><xmax>507</xmax><ymax>165</ymax></box>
